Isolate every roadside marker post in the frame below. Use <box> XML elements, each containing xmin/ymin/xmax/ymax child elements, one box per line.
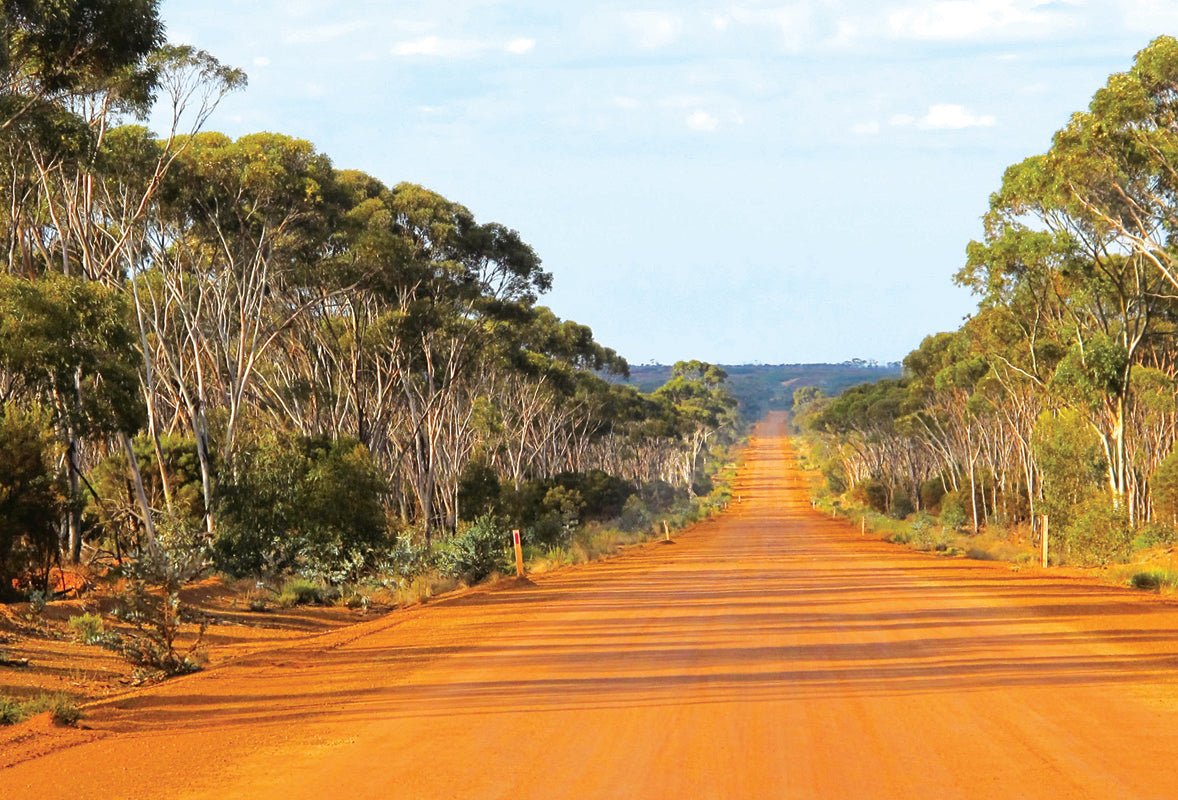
<box><xmin>663</xmin><ymin>520</ymin><xmax>670</xmax><ymax>542</ymax></box>
<box><xmin>861</xmin><ymin>517</ymin><xmax>865</xmax><ymax>536</ymax></box>
<box><xmin>1041</xmin><ymin>515</ymin><xmax>1049</xmax><ymax>568</ymax></box>
<box><xmin>512</xmin><ymin>529</ymin><xmax>524</xmax><ymax>578</ymax></box>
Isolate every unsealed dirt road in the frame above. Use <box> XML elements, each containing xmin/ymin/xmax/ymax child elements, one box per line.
<box><xmin>8</xmin><ymin>413</ymin><xmax>1178</xmax><ymax>798</ymax></box>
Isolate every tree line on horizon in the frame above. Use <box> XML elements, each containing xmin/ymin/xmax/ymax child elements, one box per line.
<box><xmin>0</xmin><ymin>1</ymin><xmax>741</xmax><ymax>600</ymax></box>
<box><xmin>797</xmin><ymin>36</ymin><xmax>1178</xmax><ymax>567</ymax></box>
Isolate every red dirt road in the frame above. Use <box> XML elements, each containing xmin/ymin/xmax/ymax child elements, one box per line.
<box><xmin>8</xmin><ymin>413</ymin><xmax>1178</xmax><ymax>798</ymax></box>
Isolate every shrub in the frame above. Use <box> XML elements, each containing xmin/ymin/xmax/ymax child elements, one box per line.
<box><xmin>890</xmin><ymin>491</ymin><xmax>915</xmax><ymax>520</ymax></box>
<box><xmin>87</xmin><ymin>434</ymin><xmax>205</xmax><ymax>558</ymax></box>
<box><xmin>1061</xmin><ymin>497</ymin><xmax>1133</xmax><ymax>567</ymax></box>
<box><xmin>0</xmin><ymin>693</ymin><xmax>82</xmax><ymax>726</ymax></box>
<box><xmin>68</xmin><ymin>612</ymin><xmax>113</xmax><ymax>646</ymax></box>
<box><xmin>114</xmin><ymin>525</ymin><xmax>209</xmax><ymax>678</ymax></box>
<box><xmin>860</xmin><ymin>481</ymin><xmax>888</xmax><ymax>513</ymax></box>
<box><xmin>908</xmin><ymin>513</ymin><xmax>937</xmax><ymax>550</ymax></box>
<box><xmin>1152</xmin><ymin>450</ymin><xmax>1178</xmax><ymax>524</ymax></box>
<box><xmin>214</xmin><ymin>434</ymin><xmax>388</xmax><ymax>581</ymax></box>
<box><xmin>940</xmin><ymin>491</ymin><xmax>968</xmax><ymax>531</ymax></box>
<box><xmin>920</xmin><ymin>478</ymin><xmax>947</xmax><ymax>512</ymax></box>
<box><xmin>278</xmin><ymin>577</ymin><xmax>329</xmax><ymax>606</ymax></box>
<box><xmin>436</xmin><ymin>515</ymin><xmax>510</xmax><ymax>583</ymax></box>
<box><xmin>0</xmin><ymin>404</ymin><xmax>65</xmax><ymax>598</ymax></box>
<box><xmin>618</xmin><ymin>494</ymin><xmax>651</xmax><ymax>533</ymax></box>
<box><xmin>457</xmin><ymin>460</ymin><xmax>502</xmax><ymax>521</ymax></box>
<box><xmin>1130</xmin><ymin>570</ymin><xmax>1178</xmax><ymax>592</ymax></box>
<box><xmin>1133</xmin><ymin>522</ymin><xmax>1177</xmax><ymax>550</ymax></box>
<box><xmin>375</xmin><ymin>535</ymin><xmax>435</xmax><ymax>587</ymax></box>
<box><xmin>0</xmin><ymin>696</ymin><xmax>21</xmax><ymax>725</ymax></box>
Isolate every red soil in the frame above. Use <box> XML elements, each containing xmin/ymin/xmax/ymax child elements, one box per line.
<box><xmin>6</xmin><ymin>413</ymin><xmax>1178</xmax><ymax>798</ymax></box>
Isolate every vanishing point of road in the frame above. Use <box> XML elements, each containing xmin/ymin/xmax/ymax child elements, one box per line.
<box><xmin>7</xmin><ymin>413</ymin><xmax>1178</xmax><ymax>799</ymax></box>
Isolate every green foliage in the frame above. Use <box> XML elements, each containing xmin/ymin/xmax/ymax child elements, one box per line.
<box><xmin>0</xmin><ymin>693</ymin><xmax>83</xmax><ymax>727</ymax></box>
<box><xmin>1151</xmin><ymin>450</ymin><xmax>1178</xmax><ymax>525</ymax></box>
<box><xmin>1130</xmin><ymin>570</ymin><xmax>1178</xmax><ymax>592</ymax></box>
<box><xmin>1134</xmin><ymin>522</ymin><xmax>1176</xmax><ymax>550</ymax></box>
<box><xmin>1051</xmin><ymin>335</ymin><xmax>1130</xmax><ymax>410</ymax></box>
<box><xmin>920</xmin><ymin>478</ymin><xmax>946</xmax><ymax>512</ymax></box>
<box><xmin>67</xmin><ymin>612</ymin><xmax>110</xmax><ymax>646</ymax></box>
<box><xmin>890</xmin><ymin>491</ymin><xmax>915</xmax><ymax>520</ymax></box>
<box><xmin>214</xmin><ymin>434</ymin><xmax>388</xmax><ymax>581</ymax></box>
<box><xmin>858</xmin><ymin>481</ymin><xmax>889</xmax><ymax>514</ymax></box>
<box><xmin>618</xmin><ymin>494</ymin><xmax>652</xmax><ymax>533</ymax></box>
<box><xmin>1033</xmin><ymin>410</ymin><xmax>1105</xmax><ymax>531</ymax></box>
<box><xmin>0</xmin><ymin>403</ymin><xmax>65</xmax><ymax>595</ymax></box>
<box><xmin>0</xmin><ymin>273</ymin><xmax>145</xmax><ymax>436</ymax></box>
<box><xmin>277</xmin><ymin>578</ymin><xmax>331</xmax><ymax>607</ymax></box>
<box><xmin>113</xmin><ymin>522</ymin><xmax>209</xmax><ymax>678</ymax></box>
<box><xmin>1060</xmin><ymin>497</ymin><xmax>1133</xmax><ymax>567</ymax></box>
<box><xmin>436</xmin><ymin>515</ymin><xmax>510</xmax><ymax>584</ymax></box>
<box><xmin>87</xmin><ymin>434</ymin><xmax>205</xmax><ymax>553</ymax></box>
<box><xmin>457</xmin><ymin>460</ymin><xmax>502</xmax><ymax>520</ymax></box>
<box><xmin>939</xmin><ymin>492</ymin><xmax>968</xmax><ymax>532</ymax></box>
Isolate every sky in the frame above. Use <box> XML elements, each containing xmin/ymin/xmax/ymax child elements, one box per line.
<box><xmin>157</xmin><ymin>0</ymin><xmax>1178</xmax><ymax>365</ymax></box>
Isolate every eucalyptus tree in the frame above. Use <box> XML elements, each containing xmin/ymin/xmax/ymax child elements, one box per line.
<box><xmin>654</xmin><ymin>361</ymin><xmax>738</xmax><ymax>496</ymax></box>
<box><xmin>0</xmin><ymin>273</ymin><xmax>146</xmax><ymax>559</ymax></box>
<box><xmin>132</xmin><ymin>131</ymin><xmax>336</xmax><ymax>534</ymax></box>
<box><xmin>0</xmin><ymin>0</ymin><xmax>164</xmax><ymax>134</ymax></box>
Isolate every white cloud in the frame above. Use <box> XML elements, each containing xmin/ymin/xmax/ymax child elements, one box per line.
<box><xmin>918</xmin><ymin>103</ymin><xmax>996</xmax><ymax>129</ymax></box>
<box><xmin>505</xmin><ymin>37</ymin><xmax>536</xmax><ymax>55</ymax></box>
<box><xmin>391</xmin><ymin>34</ymin><xmax>536</xmax><ymax>59</ymax></box>
<box><xmin>687</xmin><ymin>110</ymin><xmax>719</xmax><ymax>132</ymax></box>
<box><xmin>283</xmin><ymin>20</ymin><xmax>366</xmax><ymax>45</ymax></box>
<box><xmin>622</xmin><ymin>11</ymin><xmax>682</xmax><ymax>49</ymax></box>
<box><xmin>852</xmin><ymin>121</ymin><xmax>881</xmax><ymax>135</ymax></box>
<box><xmin>886</xmin><ymin>0</ymin><xmax>1071</xmax><ymax>41</ymax></box>
<box><xmin>890</xmin><ymin>104</ymin><xmax>996</xmax><ymax>129</ymax></box>
<box><xmin>252</xmin><ymin>56</ymin><xmax>271</xmax><ymax>67</ymax></box>
<box><xmin>391</xmin><ymin>35</ymin><xmax>484</xmax><ymax>58</ymax></box>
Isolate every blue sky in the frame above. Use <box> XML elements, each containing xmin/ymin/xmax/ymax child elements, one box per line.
<box><xmin>158</xmin><ymin>1</ymin><xmax>1178</xmax><ymax>365</ymax></box>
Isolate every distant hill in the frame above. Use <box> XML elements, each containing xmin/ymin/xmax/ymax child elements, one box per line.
<box><xmin>624</xmin><ymin>362</ymin><xmax>902</xmax><ymax>420</ymax></box>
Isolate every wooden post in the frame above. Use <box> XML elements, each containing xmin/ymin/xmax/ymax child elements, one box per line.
<box><xmin>1040</xmin><ymin>514</ymin><xmax>1049</xmax><ymax>568</ymax></box>
<box><xmin>512</xmin><ymin>529</ymin><xmax>524</xmax><ymax>578</ymax></box>
<box><xmin>861</xmin><ymin>516</ymin><xmax>866</xmax><ymax>535</ymax></box>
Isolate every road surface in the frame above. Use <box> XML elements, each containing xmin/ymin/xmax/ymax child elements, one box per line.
<box><xmin>6</xmin><ymin>413</ymin><xmax>1178</xmax><ymax>798</ymax></box>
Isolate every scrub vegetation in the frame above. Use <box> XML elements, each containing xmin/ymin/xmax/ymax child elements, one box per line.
<box><xmin>793</xmin><ymin>35</ymin><xmax>1178</xmax><ymax>583</ymax></box>
<box><xmin>0</xmin><ymin>0</ymin><xmax>742</xmax><ymax>685</ymax></box>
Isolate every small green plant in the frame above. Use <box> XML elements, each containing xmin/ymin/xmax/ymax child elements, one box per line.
<box><xmin>0</xmin><ymin>696</ymin><xmax>21</xmax><ymax>725</ymax></box>
<box><xmin>114</xmin><ymin>526</ymin><xmax>209</xmax><ymax>679</ymax></box>
<box><xmin>67</xmin><ymin>613</ymin><xmax>109</xmax><ymax>646</ymax></box>
<box><xmin>26</xmin><ymin>589</ymin><xmax>47</xmax><ymax>615</ymax></box>
<box><xmin>277</xmin><ymin>577</ymin><xmax>329</xmax><ymax>606</ymax></box>
<box><xmin>0</xmin><ymin>693</ymin><xmax>83</xmax><ymax>726</ymax></box>
<box><xmin>542</xmin><ymin>545</ymin><xmax>576</xmax><ymax>568</ymax></box>
<box><xmin>436</xmin><ymin>515</ymin><xmax>510</xmax><ymax>583</ymax></box>
<box><xmin>1130</xmin><ymin>570</ymin><xmax>1178</xmax><ymax>592</ymax></box>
